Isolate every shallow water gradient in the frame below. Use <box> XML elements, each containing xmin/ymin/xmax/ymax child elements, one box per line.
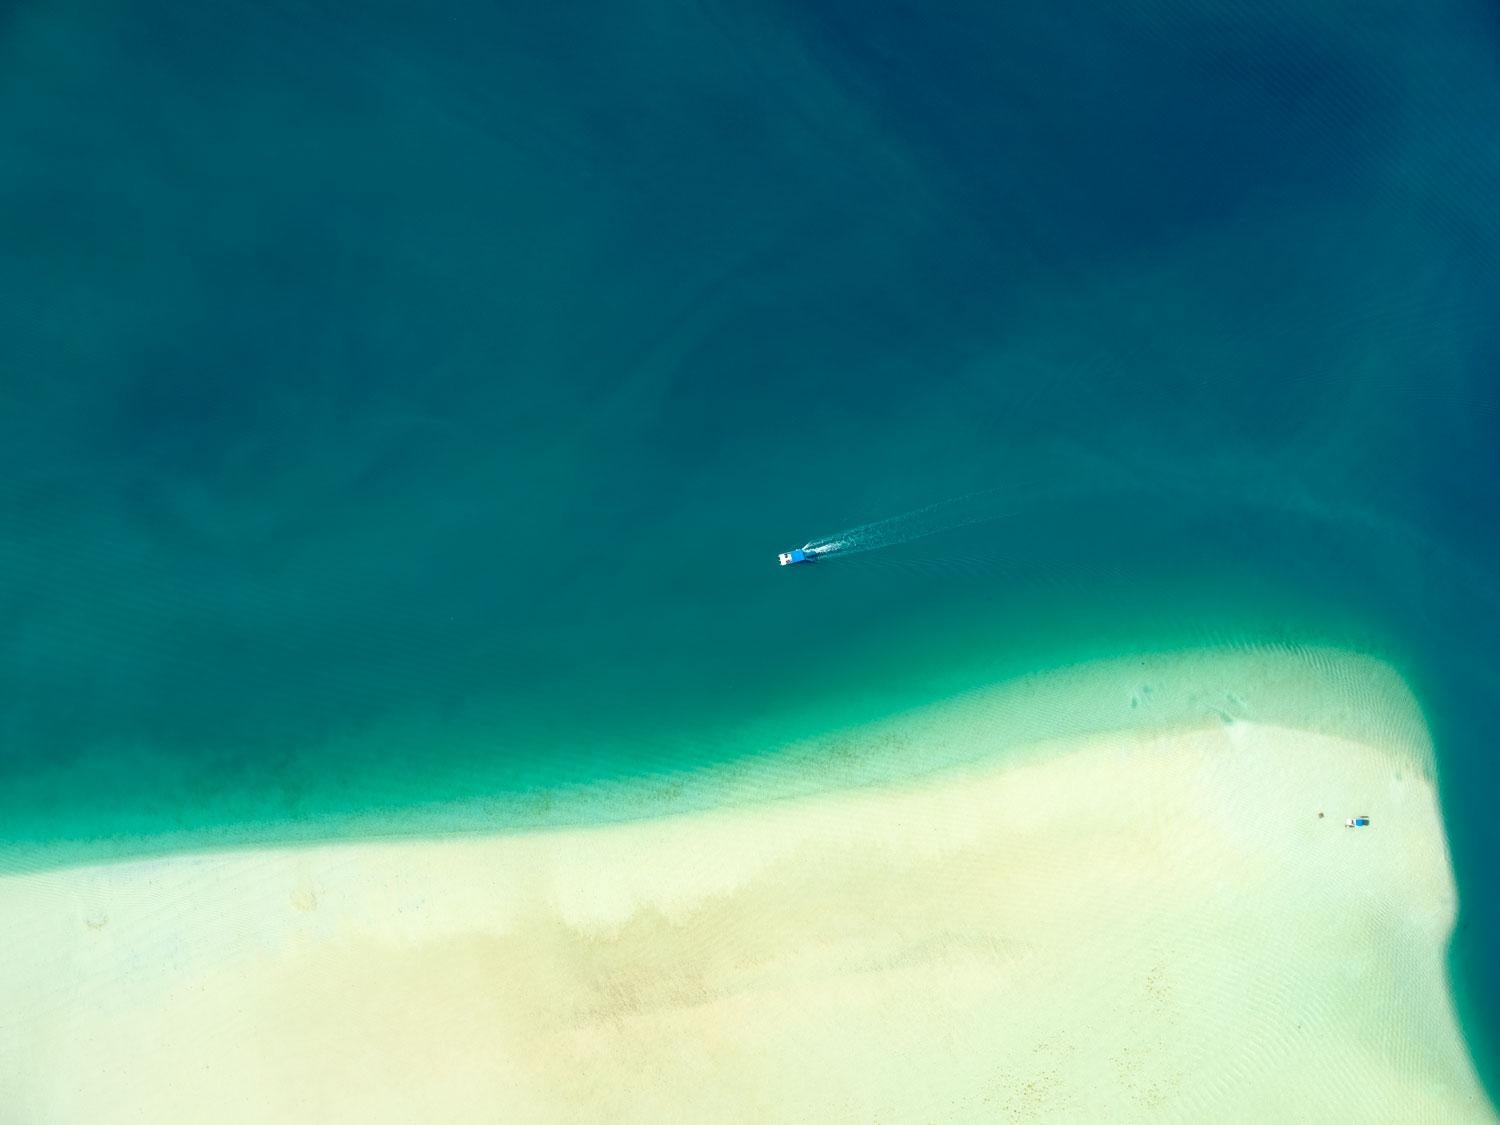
<box><xmin>1</xmin><ymin>0</ymin><xmax>1498</xmax><ymax>1096</ymax></box>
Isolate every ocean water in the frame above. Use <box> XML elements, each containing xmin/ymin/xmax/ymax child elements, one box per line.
<box><xmin>2</xmin><ymin>0</ymin><xmax>1499</xmax><ymax>1096</ymax></box>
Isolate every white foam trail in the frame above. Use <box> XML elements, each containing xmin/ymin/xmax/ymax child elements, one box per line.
<box><xmin>804</xmin><ymin>491</ymin><xmax>1019</xmax><ymax>559</ymax></box>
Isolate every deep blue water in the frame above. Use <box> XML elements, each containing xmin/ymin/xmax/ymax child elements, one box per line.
<box><xmin>2</xmin><ymin>0</ymin><xmax>1498</xmax><ymax>1094</ymax></box>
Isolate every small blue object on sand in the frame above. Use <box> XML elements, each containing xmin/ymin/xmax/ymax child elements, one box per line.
<box><xmin>1345</xmin><ymin>814</ymin><xmax>1371</xmax><ymax>828</ymax></box>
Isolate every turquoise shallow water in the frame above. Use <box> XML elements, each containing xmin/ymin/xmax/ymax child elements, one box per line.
<box><xmin>2</xmin><ymin>0</ymin><xmax>1499</xmax><ymax>1094</ymax></box>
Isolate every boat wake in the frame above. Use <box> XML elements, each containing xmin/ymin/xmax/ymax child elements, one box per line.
<box><xmin>802</xmin><ymin>491</ymin><xmax>1020</xmax><ymax>560</ymax></box>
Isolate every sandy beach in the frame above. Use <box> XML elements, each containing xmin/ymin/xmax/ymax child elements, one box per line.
<box><xmin>1</xmin><ymin>652</ymin><xmax>1491</xmax><ymax>1123</ymax></box>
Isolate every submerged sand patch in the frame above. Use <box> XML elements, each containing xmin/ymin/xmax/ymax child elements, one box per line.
<box><xmin>0</xmin><ymin>656</ymin><xmax>1491</xmax><ymax>1122</ymax></box>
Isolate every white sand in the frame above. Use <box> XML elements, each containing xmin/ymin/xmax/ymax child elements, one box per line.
<box><xmin>0</xmin><ymin>655</ymin><xmax>1492</xmax><ymax>1123</ymax></box>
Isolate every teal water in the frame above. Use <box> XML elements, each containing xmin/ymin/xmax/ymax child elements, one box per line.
<box><xmin>2</xmin><ymin>0</ymin><xmax>1499</xmax><ymax>1093</ymax></box>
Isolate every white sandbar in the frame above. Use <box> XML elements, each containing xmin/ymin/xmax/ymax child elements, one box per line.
<box><xmin>0</xmin><ymin>650</ymin><xmax>1491</xmax><ymax>1122</ymax></box>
